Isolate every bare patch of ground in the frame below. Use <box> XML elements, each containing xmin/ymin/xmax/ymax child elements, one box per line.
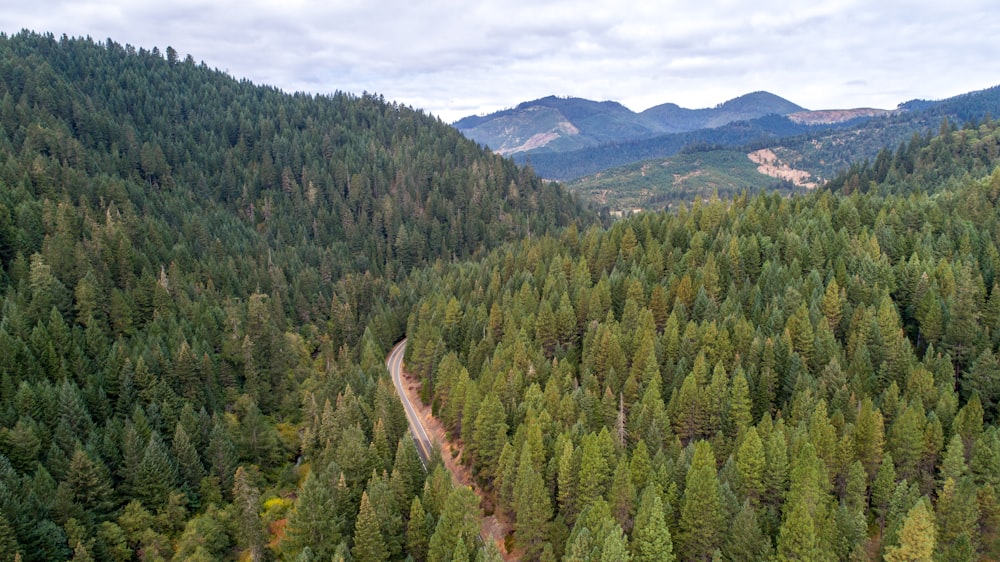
<box><xmin>497</xmin><ymin>121</ymin><xmax>580</xmax><ymax>155</ymax></box>
<box><xmin>788</xmin><ymin>108</ymin><xmax>894</xmax><ymax>125</ymax></box>
<box><xmin>748</xmin><ymin>148</ymin><xmax>818</xmax><ymax>189</ymax></box>
<box><xmin>672</xmin><ymin>169</ymin><xmax>704</xmax><ymax>184</ymax></box>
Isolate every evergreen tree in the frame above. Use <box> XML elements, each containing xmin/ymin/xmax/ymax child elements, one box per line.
<box><xmin>407</xmin><ymin>496</ymin><xmax>431</xmax><ymax>562</ymax></box>
<box><xmin>352</xmin><ymin>491</ymin><xmax>388</xmax><ymax>562</ymax></box>
<box><xmin>679</xmin><ymin>441</ymin><xmax>723</xmax><ymax>560</ymax></box>
<box><xmin>514</xmin><ymin>445</ymin><xmax>552</xmax><ymax>561</ymax></box>
<box><xmin>735</xmin><ymin>426</ymin><xmax>765</xmax><ymax>504</ymax></box>
<box><xmin>632</xmin><ymin>494</ymin><xmax>674</xmax><ymax>562</ymax></box>
<box><xmin>282</xmin><ymin>469</ymin><xmax>342</xmax><ymax>561</ymax></box>
<box><xmin>884</xmin><ymin>499</ymin><xmax>935</xmax><ymax>562</ymax></box>
<box><xmin>722</xmin><ymin>500</ymin><xmax>771</xmax><ymax>562</ymax></box>
<box><xmin>776</xmin><ymin>498</ymin><xmax>819</xmax><ymax>562</ymax></box>
<box><xmin>232</xmin><ymin>466</ymin><xmax>264</xmax><ymax>562</ymax></box>
<box><xmin>427</xmin><ymin>486</ymin><xmax>480</xmax><ymax>562</ymax></box>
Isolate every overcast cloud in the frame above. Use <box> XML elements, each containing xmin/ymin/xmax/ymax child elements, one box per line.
<box><xmin>2</xmin><ymin>0</ymin><xmax>998</xmax><ymax>122</ymax></box>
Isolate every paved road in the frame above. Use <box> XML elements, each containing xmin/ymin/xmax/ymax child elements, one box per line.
<box><xmin>387</xmin><ymin>338</ymin><xmax>511</xmax><ymax>559</ymax></box>
<box><xmin>387</xmin><ymin>339</ymin><xmax>432</xmax><ymax>469</ymax></box>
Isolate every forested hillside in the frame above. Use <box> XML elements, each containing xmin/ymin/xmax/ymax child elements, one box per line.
<box><xmin>405</xmin><ymin>126</ymin><xmax>1000</xmax><ymax>560</ymax></box>
<box><xmin>0</xmin><ymin>31</ymin><xmax>588</xmax><ymax>561</ymax></box>
<box><xmin>5</xmin><ymin>27</ymin><xmax>1000</xmax><ymax>562</ymax></box>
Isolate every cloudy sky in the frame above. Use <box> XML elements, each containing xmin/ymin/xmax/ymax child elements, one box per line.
<box><xmin>4</xmin><ymin>1</ymin><xmax>998</xmax><ymax>122</ymax></box>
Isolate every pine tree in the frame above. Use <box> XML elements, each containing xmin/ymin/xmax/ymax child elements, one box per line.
<box><xmin>352</xmin><ymin>491</ymin><xmax>388</xmax><ymax>562</ymax></box>
<box><xmin>172</xmin><ymin>422</ymin><xmax>205</xmax><ymax>495</ymax></box>
<box><xmin>576</xmin><ymin>433</ymin><xmax>610</xmax><ymax>514</ymax></box>
<box><xmin>64</xmin><ymin>447</ymin><xmax>115</xmax><ymax>524</ymax></box>
<box><xmin>472</xmin><ymin>392</ymin><xmax>508</xmax><ymax>484</ymax></box>
<box><xmin>427</xmin><ymin>486</ymin><xmax>480</xmax><ymax>562</ymax></box>
<box><xmin>232</xmin><ymin>466</ymin><xmax>264</xmax><ymax>562</ymax></box>
<box><xmin>600</xmin><ymin>523</ymin><xmax>631</xmax><ymax>562</ymax></box>
<box><xmin>407</xmin><ymin>496</ymin><xmax>431</xmax><ymax>562</ymax></box>
<box><xmin>884</xmin><ymin>499</ymin><xmax>935</xmax><ymax>562</ymax></box>
<box><xmin>776</xmin><ymin>498</ymin><xmax>819</xmax><ymax>562</ymax></box>
<box><xmin>735</xmin><ymin>426</ymin><xmax>765</xmax><ymax>504</ymax></box>
<box><xmin>0</xmin><ymin>514</ymin><xmax>21</xmax><ymax>562</ymax></box>
<box><xmin>679</xmin><ymin>441</ymin><xmax>723</xmax><ymax>560</ymax></box>
<box><xmin>722</xmin><ymin>500</ymin><xmax>771</xmax><ymax>562</ymax></box>
<box><xmin>282</xmin><ymin>469</ymin><xmax>342</xmax><ymax>561</ymax></box>
<box><xmin>632</xmin><ymin>494</ymin><xmax>674</xmax><ymax>562</ymax></box>
<box><xmin>514</xmin><ymin>445</ymin><xmax>552</xmax><ymax>561</ymax></box>
<box><xmin>134</xmin><ymin>431</ymin><xmax>178</xmax><ymax>510</ymax></box>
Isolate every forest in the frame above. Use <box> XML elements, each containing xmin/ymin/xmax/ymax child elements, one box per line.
<box><xmin>3</xmin><ymin>28</ymin><xmax>1000</xmax><ymax>562</ymax></box>
<box><xmin>0</xmin><ymin>31</ymin><xmax>587</xmax><ymax>561</ymax></box>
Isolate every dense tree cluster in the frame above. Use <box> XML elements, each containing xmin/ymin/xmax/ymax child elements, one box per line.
<box><xmin>4</xmin><ymin>27</ymin><xmax>1000</xmax><ymax>562</ymax></box>
<box><xmin>0</xmin><ymin>31</ymin><xmax>589</xmax><ymax>561</ymax></box>
<box><xmin>406</xmin><ymin>159</ymin><xmax>1000</xmax><ymax>559</ymax></box>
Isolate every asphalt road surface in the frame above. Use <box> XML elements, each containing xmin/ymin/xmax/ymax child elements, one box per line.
<box><xmin>387</xmin><ymin>339</ymin><xmax>432</xmax><ymax>468</ymax></box>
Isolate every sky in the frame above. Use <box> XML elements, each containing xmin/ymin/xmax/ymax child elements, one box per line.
<box><xmin>3</xmin><ymin>0</ymin><xmax>999</xmax><ymax>123</ymax></box>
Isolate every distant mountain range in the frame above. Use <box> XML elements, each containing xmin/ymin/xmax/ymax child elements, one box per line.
<box><xmin>564</xmin><ymin>84</ymin><xmax>1000</xmax><ymax>212</ymax></box>
<box><xmin>453</xmin><ymin>91</ymin><xmax>808</xmax><ymax>155</ymax></box>
<box><xmin>454</xmin><ymin>85</ymin><xmax>1000</xmax><ymax>182</ymax></box>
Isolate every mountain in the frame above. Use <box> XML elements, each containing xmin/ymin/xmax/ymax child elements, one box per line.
<box><xmin>453</xmin><ymin>91</ymin><xmax>805</xmax><ymax>155</ymax></box>
<box><xmin>514</xmin><ymin>85</ymin><xmax>1000</xmax><ymax>182</ymax></box>
<box><xmin>641</xmin><ymin>90</ymin><xmax>806</xmax><ymax>132</ymax></box>
<box><xmin>0</xmin><ymin>30</ymin><xmax>593</xmax><ymax>561</ymax></box>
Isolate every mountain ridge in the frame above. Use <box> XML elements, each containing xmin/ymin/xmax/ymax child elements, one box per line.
<box><xmin>454</xmin><ymin>91</ymin><xmax>808</xmax><ymax>155</ymax></box>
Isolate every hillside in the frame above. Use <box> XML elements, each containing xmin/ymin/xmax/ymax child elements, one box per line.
<box><xmin>4</xmin><ymin>27</ymin><xmax>1000</xmax><ymax>562</ymax></box>
<box><xmin>641</xmin><ymin>91</ymin><xmax>806</xmax><ymax>132</ymax></box>
<box><xmin>568</xmin><ymin>147</ymin><xmax>791</xmax><ymax>212</ymax></box>
<box><xmin>405</xmin><ymin>133</ymin><xmax>1000</xmax><ymax>560</ymax></box>
<box><xmin>454</xmin><ymin>91</ymin><xmax>805</xmax><ymax>156</ymax></box>
<box><xmin>567</xmin><ymin>116</ymin><xmax>1000</xmax><ymax>213</ymax></box>
<box><xmin>0</xmin><ymin>31</ymin><xmax>591</xmax><ymax>562</ymax></box>
<box><xmin>502</xmin><ymin>85</ymin><xmax>1000</xmax><ymax>182</ymax></box>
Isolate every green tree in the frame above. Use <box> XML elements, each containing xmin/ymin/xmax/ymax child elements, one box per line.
<box><xmin>232</xmin><ymin>466</ymin><xmax>264</xmax><ymax>562</ymax></box>
<box><xmin>722</xmin><ymin>500</ymin><xmax>771</xmax><ymax>562</ymax></box>
<box><xmin>282</xmin><ymin>468</ymin><xmax>342</xmax><ymax>561</ymax></box>
<box><xmin>679</xmin><ymin>441</ymin><xmax>723</xmax><ymax>560</ymax></box>
<box><xmin>352</xmin><ymin>491</ymin><xmax>388</xmax><ymax>562</ymax></box>
<box><xmin>734</xmin><ymin>426</ymin><xmax>765</xmax><ymax>504</ymax></box>
<box><xmin>427</xmin><ymin>486</ymin><xmax>480</xmax><ymax>562</ymax></box>
<box><xmin>514</xmin><ymin>445</ymin><xmax>552</xmax><ymax>560</ymax></box>
<box><xmin>407</xmin><ymin>496</ymin><xmax>431</xmax><ymax>562</ymax></box>
<box><xmin>632</xmin><ymin>493</ymin><xmax>674</xmax><ymax>562</ymax></box>
<box><xmin>776</xmin><ymin>499</ymin><xmax>819</xmax><ymax>562</ymax></box>
<box><xmin>471</xmin><ymin>392</ymin><xmax>508</xmax><ymax>484</ymax></box>
<box><xmin>884</xmin><ymin>499</ymin><xmax>936</xmax><ymax>562</ymax></box>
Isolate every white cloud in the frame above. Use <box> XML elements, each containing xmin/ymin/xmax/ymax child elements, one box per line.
<box><xmin>2</xmin><ymin>0</ymin><xmax>998</xmax><ymax>122</ymax></box>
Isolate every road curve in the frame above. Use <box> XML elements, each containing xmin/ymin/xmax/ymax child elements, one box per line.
<box><xmin>387</xmin><ymin>339</ymin><xmax>514</xmax><ymax>559</ymax></box>
<box><xmin>387</xmin><ymin>339</ymin><xmax>432</xmax><ymax>469</ymax></box>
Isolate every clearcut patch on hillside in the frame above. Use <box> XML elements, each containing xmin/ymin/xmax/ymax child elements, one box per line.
<box><xmin>748</xmin><ymin>148</ymin><xmax>818</xmax><ymax>188</ymax></box>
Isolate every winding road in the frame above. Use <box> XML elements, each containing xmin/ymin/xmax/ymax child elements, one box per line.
<box><xmin>386</xmin><ymin>338</ymin><xmax>516</xmax><ymax>560</ymax></box>
<box><xmin>387</xmin><ymin>339</ymin><xmax>432</xmax><ymax>468</ymax></box>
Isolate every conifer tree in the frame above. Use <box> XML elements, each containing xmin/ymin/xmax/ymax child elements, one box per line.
<box><xmin>723</xmin><ymin>500</ymin><xmax>771</xmax><ymax>562</ymax></box>
<box><xmin>472</xmin><ymin>392</ymin><xmax>508</xmax><ymax>483</ymax></box>
<box><xmin>884</xmin><ymin>499</ymin><xmax>935</xmax><ymax>562</ymax></box>
<box><xmin>282</xmin><ymin>469</ymin><xmax>342</xmax><ymax>561</ymax></box>
<box><xmin>407</xmin><ymin>496</ymin><xmax>431</xmax><ymax>562</ymax></box>
<box><xmin>735</xmin><ymin>426</ymin><xmax>765</xmax><ymax>504</ymax></box>
<box><xmin>514</xmin><ymin>445</ymin><xmax>552</xmax><ymax>560</ymax></box>
<box><xmin>427</xmin><ymin>486</ymin><xmax>480</xmax><ymax>562</ymax></box>
<box><xmin>776</xmin><ymin>498</ymin><xmax>819</xmax><ymax>562</ymax></box>
<box><xmin>232</xmin><ymin>466</ymin><xmax>264</xmax><ymax>562</ymax></box>
<box><xmin>632</xmin><ymin>494</ymin><xmax>674</xmax><ymax>562</ymax></box>
<box><xmin>352</xmin><ymin>491</ymin><xmax>388</xmax><ymax>562</ymax></box>
<box><xmin>679</xmin><ymin>441</ymin><xmax>723</xmax><ymax>560</ymax></box>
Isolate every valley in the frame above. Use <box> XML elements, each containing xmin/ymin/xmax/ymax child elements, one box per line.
<box><xmin>2</xmin><ymin>28</ymin><xmax>1000</xmax><ymax>562</ymax></box>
